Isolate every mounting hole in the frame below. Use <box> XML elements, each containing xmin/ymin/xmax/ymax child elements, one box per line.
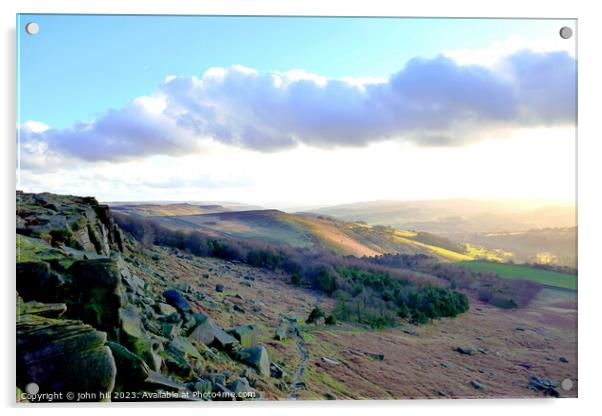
<box><xmin>25</xmin><ymin>382</ymin><xmax>39</xmax><ymax>395</ymax></box>
<box><xmin>561</xmin><ymin>378</ymin><xmax>573</xmax><ymax>391</ymax></box>
<box><xmin>25</xmin><ymin>22</ymin><xmax>39</xmax><ymax>35</ymax></box>
<box><xmin>559</xmin><ymin>26</ymin><xmax>573</xmax><ymax>39</ymax></box>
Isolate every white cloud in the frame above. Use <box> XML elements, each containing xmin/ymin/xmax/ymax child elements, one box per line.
<box><xmin>18</xmin><ymin>49</ymin><xmax>576</xmax><ymax>172</ymax></box>
<box><xmin>444</xmin><ymin>34</ymin><xmax>575</xmax><ymax>67</ymax></box>
<box><xmin>21</xmin><ymin>120</ymin><xmax>49</xmax><ymax>133</ymax></box>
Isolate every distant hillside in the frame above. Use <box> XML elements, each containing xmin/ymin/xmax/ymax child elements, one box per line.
<box><xmin>458</xmin><ymin>227</ymin><xmax>577</xmax><ymax>268</ymax></box>
<box><xmin>125</xmin><ymin>208</ymin><xmax>471</xmax><ymax>261</ymax></box>
<box><xmin>310</xmin><ymin>199</ymin><xmax>576</xmax><ymax>235</ymax></box>
<box><xmin>112</xmin><ymin>203</ymin><xmax>229</xmax><ymax>217</ymax></box>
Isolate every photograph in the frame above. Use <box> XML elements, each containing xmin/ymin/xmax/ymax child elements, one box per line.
<box><xmin>15</xmin><ymin>14</ymin><xmax>577</xmax><ymax>402</ymax></box>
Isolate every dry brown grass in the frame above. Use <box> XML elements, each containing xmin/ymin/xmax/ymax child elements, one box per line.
<box><xmin>134</xmin><ymin>247</ymin><xmax>577</xmax><ymax>400</ymax></box>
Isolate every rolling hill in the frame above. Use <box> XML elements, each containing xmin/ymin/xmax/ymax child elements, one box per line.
<box><xmin>309</xmin><ymin>199</ymin><xmax>576</xmax><ymax>235</ymax></box>
<box><xmin>111</xmin><ymin>203</ymin><xmax>229</xmax><ymax>217</ymax></box>
<box><xmin>115</xmin><ymin>207</ymin><xmax>475</xmax><ymax>261</ymax></box>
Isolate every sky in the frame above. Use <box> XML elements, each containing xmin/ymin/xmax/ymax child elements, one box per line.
<box><xmin>16</xmin><ymin>15</ymin><xmax>577</xmax><ymax>208</ymax></box>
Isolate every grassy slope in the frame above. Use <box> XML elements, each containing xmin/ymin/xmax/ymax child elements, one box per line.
<box><xmin>457</xmin><ymin>260</ymin><xmax>577</xmax><ymax>290</ymax></box>
<box><xmin>393</xmin><ymin>232</ymin><xmax>473</xmax><ymax>261</ymax></box>
<box><xmin>151</xmin><ymin>210</ymin><xmax>475</xmax><ymax>260</ymax></box>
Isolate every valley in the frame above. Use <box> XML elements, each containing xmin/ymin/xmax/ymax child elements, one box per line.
<box><xmin>16</xmin><ymin>192</ymin><xmax>578</xmax><ymax>401</ymax></box>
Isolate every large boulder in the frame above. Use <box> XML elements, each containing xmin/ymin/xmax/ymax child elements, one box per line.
<box><xmin>163</xmin><ymin>289</ymin><xmax>192</xmax><ymax>314</ymax></box>
<box><xmin>188</xmin><ymin>314</ymin><xmax>239</xmax><ymax>350</ymax></box>
<box><xmin>66</xmin><ymin>258</ymin><xmax>127</xmax><ymax>337</ymax></box>
<box><xmin>168</xmin><ymin>337</ymin><xmax>202</xmax><ymax>360</ymax></box>
<box><xmin>233</xmin><ymin>345</ymin><xmax>270</xmax><ymax>377</ymax></box>
<box><xmin>227</xmin><ymin>377</ymin><xmax>258</xmax><ymax>400</ymax></box>
<box><xmin>106</xmin><ymin>341</ymin><xmax>151</xmax><ymax>392</ymax></box>
<box><xmin>156</xmin><ymin>302</ymin><xmax>178</xmax><ymax>318</ymax></box>
<box><xmin>107</xmin><ymin>341</ymin><xmax>185</xmax><ymax>395</ymax></box>
<box><xmin>119</xmin><ymin>304</ymin><xmax>162</xmax><ymax>371</ymax></box>
<box><xmin>17</xmin><ymin>313</ymin><xmax>116</xmax><ymax>401</ymax></box>
<box><xmin>274</xmin><ymin>325</ymin><xmax>288</xmax><ymax>341</ymax></box>
<box><xmin>227</xmin><ymin>324</ymin><xmax>259</xmax><ymax>348</ymax></box>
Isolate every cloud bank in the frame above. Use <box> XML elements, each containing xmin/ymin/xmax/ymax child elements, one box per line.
<box><xmin>19</xmin><ymin>50</ymin><xmax>576</xmax><ymax>170</ymax></box>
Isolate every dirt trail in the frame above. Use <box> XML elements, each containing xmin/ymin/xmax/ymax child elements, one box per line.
<box><xmin>287</xmin><ymin>326</ymin><xmax>310</xmax><ymax>400</ymax></box>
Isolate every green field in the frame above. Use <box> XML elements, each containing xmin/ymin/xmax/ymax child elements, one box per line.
<box><xmin>457</xmin><ymin>260</ymin><xmax>577</xmax><ymax>290</ymax></box>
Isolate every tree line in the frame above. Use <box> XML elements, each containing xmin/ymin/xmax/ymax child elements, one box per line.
<box><xmin>115</xmin><ymin>213</ymin><xmax>471</xmax><ymax>327</ymax></box>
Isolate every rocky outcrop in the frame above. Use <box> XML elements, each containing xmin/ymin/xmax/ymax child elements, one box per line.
<box><xmin>15</xmin><ymin>191</ymin><xmax>276</xmax><ymax>402</ymax></box>
<box><xmin>16</xmin><ymin>191</ymin><xmax>123</xmax><ymax>256</ymax></box>
<box><xmin>16</xmin><ymin>261</ymin><xmax>65</xmax><ymax>303</ymax></box>
<box><xmin>66</xmin><ymin>258</ymin><xmax>127</xmax><ymax>338</ymax></box>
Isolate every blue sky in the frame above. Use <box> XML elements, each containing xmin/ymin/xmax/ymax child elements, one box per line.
<box><xmin>16</xmin><ymin>15</ymin><xmax>576</xmax><ymax>205</ymax></box>
<box><xmin>17</xmin><ymin>15</ymin><xmax>572</xmax><ymax>128</ymax></box>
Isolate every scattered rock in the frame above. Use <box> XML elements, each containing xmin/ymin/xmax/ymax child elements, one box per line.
<box><xmin>274</xmin><ymin>325</ymin><xmax>288</xmax><ymax>341</ymax></box>
<box><xmin>159</xmin><ymin>321</ymin><xmax>182</xmax><ymax>339</ymax></box>
<box><xmin>107</xmin><ymin>341</ymin><xmax>151</xmax><ymax>392</ymax></box>
<box><xmin>119</xmin><ymin>304</ymin><xmax>161</xmax><ymax>371</ymax></box>
<box><xmin>144</xmin><ymin>371</ymin><xmax>187</xmax><ymax>393</ymax></box>
<box><xmin>203</xmin><ymin>373</ymin><xmax>226</xmax><ymax>386</ymax></box>
<box><xmin>233</xmin><ymin>345</ymin><xmax>270</xmax><ymax>377</ymax></box>
<box><xmin>322</xmin><ymin>356</ymin><xmax>341</xmax><ymax>365</ymax></box>
<box><xmin>188</xmin><ymin>313</ymin><xmax>239</xmax><ymax>350</ymax></box>
<box><xmin>456</xmin><ymin>346</ymin><xmax>474</xmax><ymax>355</ymax></box>
<box><xmin>162</xmin><ymin>289</ymin><xmax>192</xmax><ymax>314</ymax></box>
<box><xmin>518</xmin><ymin>363</ymin><xmax>532</xmax><ymax>370</ymax></box>
<box><xmin>191</xmin><ymin>378</ymin><xmax>212</xmax><ymax>396</ymax></box>
<box><xmin>365</xmin><ymin>352</ymin><xmax>384</xmax><ymax>361</ymax></box>
<box><xmin>233</xmin><ymin>304</ymin><xmax>246</xmax><ymax>314</ymax></box>
<box><xmin>434</xmin><ymin>389</ymin><xmax>448</xmax><ymax>397</ymax></box>
<box><xmin>470</xmin><ymin>380</ymin><xmax>485</xmax><ymax>390</ymax></box>
<box><xmin>324</xmin><ymin>392</ymin><xmax>337</xmax><ymax>400</ymax></box>
<box><xmin>559</xmin><ymin>356</ymin><xmax>569</xmax><ymax>363</ymax></box>
<box><xmin>156</xmin><ymin>302</ymin><xmax>178</xmax><ymax>317</ymax></box>
<box><xmin>215</xmin><ymin>284</ymin><xmax>224</xmax><ymax>293</ymax></box>
<box><xmin>227</xmin><ymin>377</ymin><xmax>258</xmax><ymax>400</ymax></box>
<box><xmin>403</xmin><ymin>328</ymin><xmax>417</xmax><ymax>335</ymax></box>
<box><xmin>162</xmin><ymin>349</ymin><xmax>194</xmax><ymax>377</ymax></box>
<box><xmin>168</xmin><ymin>336</ymin><xmax>202</xmax><ymax>360</ymax></box>
<box><xmin>528</xmin><ymin>376</ymin><xmax>560</xmax><ymax>397</ymax></box>
<box><xmin>227</xmin><ymin>324</ymin><xmax>259</xmax><ymax>348</ymax></box>
<box><xmin>270</xmin><ymin>362</ymin><xmax>285</xmax><ymax>379</ymax></box>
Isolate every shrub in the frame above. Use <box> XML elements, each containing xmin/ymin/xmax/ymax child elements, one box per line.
<box><xmin>48</xmin><ymin>228</ymin><xmax>74</xmax><ymax>248</ymax></box>
<box><xmin>291</xmin><ymin>271</ymin><xmax>301</xmax><ymax>286</ymax></box>
<box><xmin>306</xmin><ymin>307</ymin><xmax>325</xmax><ymax>325</ymax></box>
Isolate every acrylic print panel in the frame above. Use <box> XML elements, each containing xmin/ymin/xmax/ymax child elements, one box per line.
<box><xmin>16</xmin><ymin>14</ymin><xmax>577</xmax><ymax>402</ymax></box>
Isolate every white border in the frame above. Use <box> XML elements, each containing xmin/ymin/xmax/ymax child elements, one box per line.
<box><xmin>3</xmin><ymin>1</ymin><xmax>601</xmax><ymax>415</ymax></box>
